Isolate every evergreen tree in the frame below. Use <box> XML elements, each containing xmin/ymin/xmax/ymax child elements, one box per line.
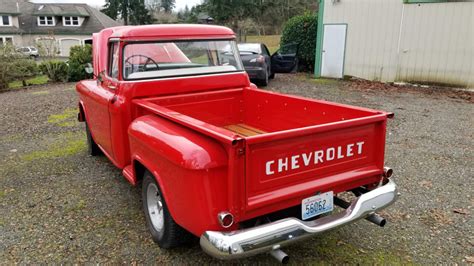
<box><xmin>160</xmin><ymin>0</ymin><xmax>175</xmax><ymax>13</ymax></box>
<box><xmin>102</xmin><ymin>0</ymin><xmax>153</xmax><ymax>25</ymax></box>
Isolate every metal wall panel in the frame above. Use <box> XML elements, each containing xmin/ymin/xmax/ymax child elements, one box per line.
<box><xmin>322</xmin><ymin>0</ymin><xmax>474</xmax><ymax>88</ymax></box>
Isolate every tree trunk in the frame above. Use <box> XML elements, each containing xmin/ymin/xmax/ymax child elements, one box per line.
<box><xmin>123</xmin><ymin>0</ymin><xmax>129</xmax><ymax>25</ymax></box>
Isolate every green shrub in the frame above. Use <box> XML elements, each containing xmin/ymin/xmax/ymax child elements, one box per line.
<box><xmin>0</xmin><ymin>45</ymin><xmax>39</xmax><ymax>90</ymax></box>
<box><xmin>68</xmin><ymin>44</ymin><xmax>93</xmax><ymax>82</ymax></box>
<box><xmin>10</xmin><ymin>59</ymin><xmax>39</xmax><ymax>86</ymax></box>
<box><xmin>280</xmin><ymin>12</ymin><xmax>317</xmax><ymax>71</ymax></box>
<box><xmin>39</xmin><ymin>60</ymin><xmax>69</xmax><ymax>82</ymax></box>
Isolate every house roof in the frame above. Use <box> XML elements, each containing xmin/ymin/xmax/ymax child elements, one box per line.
<box><xmin>0</xmin><ymin>0</ymin><xmax>21</xmax><ymax>15</ymax></box>
<box><xmin>32</xmin><ymin>4</ymin><xmax>90</xmax><ymax>17</ymax></box>
<box><xmin>0</xmin><ymin>1</ymin><xmax>120</xmax><ymax>35</ymax></box>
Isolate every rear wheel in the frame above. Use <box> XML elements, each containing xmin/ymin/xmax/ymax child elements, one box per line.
<box><xmin>259</xmin><ymin>69</ymin><xmax>269</xmax><ymax>86</ymax></box>
<box><xmin>142</xmin><ymin>171</ymin><xmax>193</xmax><ymax>248</ymax></box>
<box><xmin>85</xmin><ymin>121</ymin><xmax>101</xmax><ymax>156</ymax></box>
<box><xmin>269</xmin><ymin>67</ymin><xmax>275</xmax><ymax>79</ymax></box>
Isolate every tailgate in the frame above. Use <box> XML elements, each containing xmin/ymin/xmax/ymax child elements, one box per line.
<box><xmin>244</xmin><ymin>115</ymin><xmax>387</xmax><ymax>212</ymax></box>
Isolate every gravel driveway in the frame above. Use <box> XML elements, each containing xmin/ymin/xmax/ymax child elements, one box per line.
<box><xmin>0</xmin><ymin>75</ymin><xmax>472</xmax><ymax>264</ymax></box>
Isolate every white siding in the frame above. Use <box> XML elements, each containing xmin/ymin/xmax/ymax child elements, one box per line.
<box><xmin>322</xmin><ymin>0</ymin><xmax>474</xmax><ymax>88</ymax></box>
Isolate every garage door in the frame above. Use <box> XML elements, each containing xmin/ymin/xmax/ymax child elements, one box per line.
<box><xmin>61</xmin><ymin>39</ymin><xmax>81</xmax><ymax>57</ymax></box>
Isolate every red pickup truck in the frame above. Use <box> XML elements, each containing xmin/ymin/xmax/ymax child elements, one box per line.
<box><xmin>77</xmin><ymin>25</ymin><xmax>397</xmax><ymax>262</ymax></box>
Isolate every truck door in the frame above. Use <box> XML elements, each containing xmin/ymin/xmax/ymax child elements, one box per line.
<box><xmin>271</xmin><ymin>43</ymin><xmax>298</xmax><ymax>73</ymax></box>
<box><xmin>86</xmin><ymin>41</ymin><xmax>119</xmax><ymax>158</ymax></box>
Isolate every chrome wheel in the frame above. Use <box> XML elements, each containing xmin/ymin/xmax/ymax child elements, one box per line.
<box><xmin>146</xmin><ymin>183</ymin><xmax>164</xmax><ymax>232</ymax></box>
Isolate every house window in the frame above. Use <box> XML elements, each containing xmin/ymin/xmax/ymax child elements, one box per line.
<box><xmin>0</xmin><ymin>15</ymin><xmax>11</xmax><ymax>26</ymax></box>
<box><xmin>38</xmin><ymin>16</ymin><xmax>55</xmax><ymax>26</ymax></box>
<box><xmin>63</xmin><ymin>16</ymin><xmax>80</xmax><ymax>26</ymax></box>
<box><xmin>0</xmin><ymin>36</ymin><xmax>13</xmax><ymax>45</ymax></box>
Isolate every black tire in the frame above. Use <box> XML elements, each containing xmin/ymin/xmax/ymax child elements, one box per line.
<box><xmin>142</xmin><ymin>171</ymin><xmax>193</xmax><ymax>248</ymax></box>
<box><xmin>85</xmin><ymin>121</ymin><xmax>101</xmax><ymax>156</ymax></box>
<box><xmin>269</xmin><ymin>68</ymin><xmax>275</xmax><ymax>79</ymax></box>
<box><xmin>259</xmin><ymin>69</ymin><xmax>269</xmax><ymax>86</ymax></box>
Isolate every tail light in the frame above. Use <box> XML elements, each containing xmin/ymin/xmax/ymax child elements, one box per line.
<box><xmin>217</xmin><ymin>212</ymin><xmax>234</xmax><ymax>228</ymax></box>
<box><xmin>250</xmin><ymin>55</ymin><xmax>265</xmax><ymax>63</ymax></box>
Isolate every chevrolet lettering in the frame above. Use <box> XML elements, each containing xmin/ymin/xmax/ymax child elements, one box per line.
<box><xmin>76</xmin><ymin>24</ymin><xmax>398</xmax><ymax>262</ymax></box>
<box><xmin>266</xmin><ymin>141</ymin><xmax>365</xmax><ymax>175</ymax></box>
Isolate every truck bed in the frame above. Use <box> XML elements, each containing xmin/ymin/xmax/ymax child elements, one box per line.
<box><xmin>140</xmin><ymin>88</ymin><xmax>383</xmax><ymax>134</ymax></box>
<box><xmin>134</xmin><ymin>88</ymin><xmax>391</xmax><ymax>219</ymax></box>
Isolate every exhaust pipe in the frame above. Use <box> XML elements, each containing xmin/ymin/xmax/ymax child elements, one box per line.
<box><xmin>333</xmin><ymin>197</ymin><xmax>387</xmax><ymax>227</ymax></box>
<box><xmin>269</xmin><ymin>249</ymin><xmax>289</xmax><ymax>264</ymax></box>
<box><xmin>365</xmin><ymin>212</ymin><xmax>386</xmax><ymax>227</ymax></box>
<box><xmin>383</xmin><ymin>167</ymin><xmax>393</xmax><ymax>178</ymax></box>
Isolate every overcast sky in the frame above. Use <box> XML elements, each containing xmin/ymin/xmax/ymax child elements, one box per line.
<box><xmin>30</xmin><ymin>0</ymin><xmax>202</xmax><ymax>11</ymax></box>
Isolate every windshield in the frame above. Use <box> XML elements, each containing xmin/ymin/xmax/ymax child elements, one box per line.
<box><xmin>237</xmin><ymin>43</ymin><xmax>261</xmax><ymax>54</ymax></box>
<box><xmin>123</xmin><ymin>40</ymin><xmax>243</xmax><ymax>80</ymax></box>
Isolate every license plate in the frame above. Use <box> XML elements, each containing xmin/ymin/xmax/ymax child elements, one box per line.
<box><xmin>302</xmin><ymin>191</ymin><xmax>334</xmax><ymax>220</ymax></box>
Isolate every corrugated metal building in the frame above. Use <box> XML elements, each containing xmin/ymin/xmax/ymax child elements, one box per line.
<box><xmin>314</xmin><ymin>0</ymin><xmax>474</xmax><ymax>88</ymax></box>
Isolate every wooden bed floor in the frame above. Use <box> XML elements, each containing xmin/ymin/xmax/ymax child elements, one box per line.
<box><xmin>223</xmin><ymin>123</ymin><xmax>267</xmax><ymax>137</ymax></box>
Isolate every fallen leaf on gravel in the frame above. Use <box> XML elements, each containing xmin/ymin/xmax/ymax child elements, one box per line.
<box><xmin>419</xmin><ymin>180</ymin><xmax>433</xmax><ymax>188</ymax></box>
<box><xmin>465</xmin><ymin>256</ymin><xmax>474</xmax><ymax>263</ymax></box>
<box><xmin>421</xmin><ymin>209</ymin><xmax>453</xmax><ymax>226</ymax></box>
<box><xmin>453</xmin><ymin>209</ymin><xmax>469</xmax><ymax>215</ymax></box>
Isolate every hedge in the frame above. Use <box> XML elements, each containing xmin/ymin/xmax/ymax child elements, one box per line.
<box><xmin>280</xmin><ymin>12</ymin><xmax>317</xmax><ymax>72</ymax></box>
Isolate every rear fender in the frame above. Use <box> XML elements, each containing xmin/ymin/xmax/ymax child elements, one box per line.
<box><xmin>128</xmin><ymin>115</ymin><xmax>228</xmax><ymax>171</ymax></box>
<box><xmin>128</xmin><ymin>115</ymin><xmax>229</xmax><ymax>235</ymax></box>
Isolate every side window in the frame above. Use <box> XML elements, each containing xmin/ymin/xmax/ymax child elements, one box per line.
<box><xmin>108</xmin><ymin>42</ymin><xmax>119</xmax><ymax>79</ymax></box>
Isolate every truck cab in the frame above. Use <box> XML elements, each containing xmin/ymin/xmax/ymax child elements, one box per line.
<box><xmin>76</xmin><ymin>24</ymin><xmax>397</xmax><ymax>261</ymax></box>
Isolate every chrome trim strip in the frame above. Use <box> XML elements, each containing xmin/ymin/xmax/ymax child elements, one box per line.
<box><xmin>200</xmin><ymin>179</ymin><xmax>398</xmax><ymax>259</ymax></box>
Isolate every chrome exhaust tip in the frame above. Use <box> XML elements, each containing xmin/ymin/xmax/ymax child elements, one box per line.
<box><xmin>217</xmin><ymin>212</ymin><xmax>234</xmax><ymax>228</ymax></box>
<box><xmin>269</xmin><ymin>249</ymin><xmax>289</xmax><ymax>264</ymax></box>
<box><xmin>383</xmin><ymin>167</ymin><xmax>393</xmax><ymax>178</ymax></box>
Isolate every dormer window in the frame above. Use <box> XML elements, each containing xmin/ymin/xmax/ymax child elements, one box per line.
<box><xmin>38</xmin><ymin>16</ymin><xmax>55</xmax><ymax>26</ymax></box>
<box><xmin>63</xmin><ymin>16</ymin><xmax>80</xmax><ymax>26</ymax></box>
<box><xmin>0</xmin><ymin>15</ymin><xmax>12</xmax><ymax>26</ymax></box>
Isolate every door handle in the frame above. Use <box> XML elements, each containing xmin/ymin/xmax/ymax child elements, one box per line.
<box><xmin>107</xmin><ymin>84</ymin><xmax>117</xmax><ymax>90</ymax></box>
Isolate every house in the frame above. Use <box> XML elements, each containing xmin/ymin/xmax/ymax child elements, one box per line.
<box><xmin>0</xmin><ymin>0</ymin><xmax>120</xmax><ymax>57</ymax></box>
<box><xmin>314</xmin><ymin>0</ymin><xmax>474</xmax><ymax>88</ymax></box>
<box><xmin>197</xmin><ymin>13</ymin><xmax>214</xmax><ymax>24</ymax></box>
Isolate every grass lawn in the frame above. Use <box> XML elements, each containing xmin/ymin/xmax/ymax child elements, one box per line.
<box><xmin>8</xmin><ymin>75</ymin><xmax>49</xmax><ymax>89</ymax></box>
<box><xmin>245</xmin><ymin>35</ymin><xmax>281</xmax><ymax>54</ymax></box>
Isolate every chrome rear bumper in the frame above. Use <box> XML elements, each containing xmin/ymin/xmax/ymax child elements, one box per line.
<box><xmin>200</xmin><ymin>179</ymin><xmax>398</xmax><ymax>260</ymax></box>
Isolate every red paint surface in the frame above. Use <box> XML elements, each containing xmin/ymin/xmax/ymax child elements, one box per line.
<box><xmin>76</xmin><ymin>25</ymin><xmax>393</xmax><ymax>236</ymax></box>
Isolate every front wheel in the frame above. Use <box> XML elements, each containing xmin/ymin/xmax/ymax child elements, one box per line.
<box><xmin>85</xmin><ymin>121</ymin><xmax>101</xmax><ymax>156</ymax></box>
<box><xmin>142</xmin><ymin>171</ymin><xmax>193</xmax><ymax>248</ymax></box>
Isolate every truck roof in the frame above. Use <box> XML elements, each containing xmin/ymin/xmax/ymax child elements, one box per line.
<box><xmin>109</xmin><ymin>24</ymin><xmax>235</xmax><ymax>39</ymax></box>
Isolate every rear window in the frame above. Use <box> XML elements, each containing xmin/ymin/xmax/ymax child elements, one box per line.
<box><xmin>237</xmin><ymin>43</ymin><xmax>261</xmax><ymax>55</ymax></box>
<box><xmin>123</xmin><ymin>40</ymin><xmax>243</xmax><ymax>80</ymax></box>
